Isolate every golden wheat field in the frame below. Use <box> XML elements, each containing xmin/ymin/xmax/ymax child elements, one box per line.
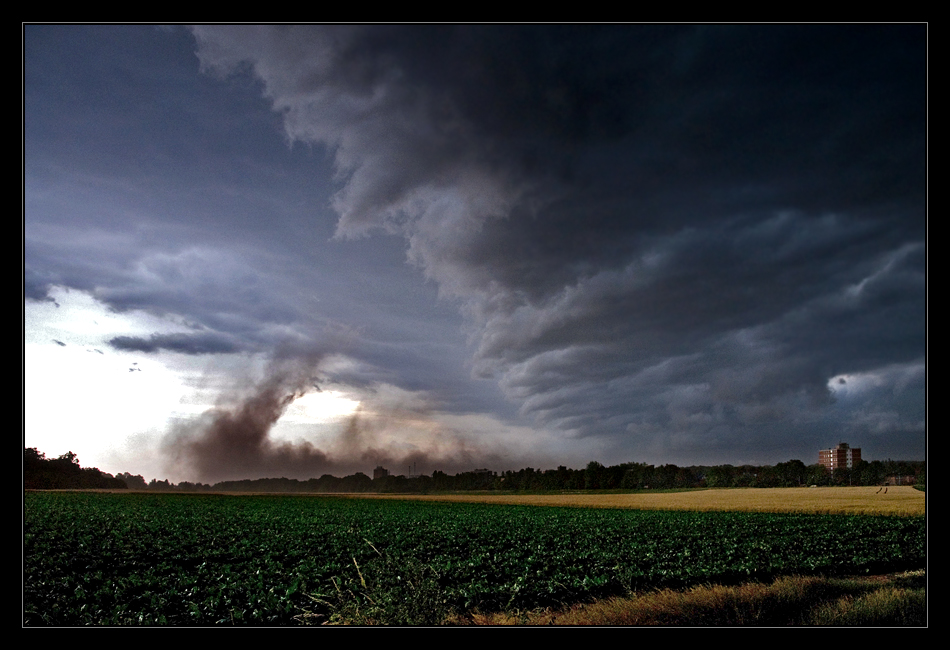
<box><xmin>359</xmin><ymin>486</ymin><xmax>924</xmax><ymax>516</ymax></box>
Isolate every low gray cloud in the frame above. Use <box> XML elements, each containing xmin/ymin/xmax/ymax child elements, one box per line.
<box><xmin>109</xmin><ymin>332</ymin><xmax>241</xmax><ymax>355</ymax></box>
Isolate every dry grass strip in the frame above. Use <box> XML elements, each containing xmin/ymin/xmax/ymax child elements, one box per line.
<box><xmin>356</xmin><ymin>486</ymin><xmax>924</xmax><ymax>516</ymax></box>
<box><xmin>451</xmin><ymin>571</ymin><xmax>926</xmax><ymax>626</ymax></box>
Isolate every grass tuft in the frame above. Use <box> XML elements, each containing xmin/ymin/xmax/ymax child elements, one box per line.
<box><xmin>297</xmin><ymin>551</ymin><xmax>453</xmax><ymax>625</ymax></box>
<box><xmin>807</xmin><ymin>585</ymin><xmax>926</xmax><ymax>626</ymax></box>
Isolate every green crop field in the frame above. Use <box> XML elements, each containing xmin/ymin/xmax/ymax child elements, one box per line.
<box><xmin>23</xmin><ymin>491</ymin><xmax>925</xmax><ymax>625</ymax></box>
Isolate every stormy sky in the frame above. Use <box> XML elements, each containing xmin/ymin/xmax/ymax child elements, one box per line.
<box><xmin>24</xmin><ymin>25</ymin><xmax>926</xmax><ymax>483</ymax></box>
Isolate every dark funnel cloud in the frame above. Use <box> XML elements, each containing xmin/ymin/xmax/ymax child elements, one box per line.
<box><xmin>166</xmin><ymin>353</ymin><xmax>334</xmax><ymax>483</ymax></box>
<box><xmin>165</xmin><ymin>351</ymin><xmax>504</xmax><ymax>483</ymax></box>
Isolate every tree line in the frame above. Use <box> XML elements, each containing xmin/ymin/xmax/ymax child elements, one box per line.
<box><xmin>24</xmin><ymin>447</ymin><xmax>924</xmax><ymax>493</ymax></box>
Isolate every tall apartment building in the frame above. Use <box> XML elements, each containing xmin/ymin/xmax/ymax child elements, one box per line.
<box><xmin>819</xmin><ymin>442</ymin><xmax>861</xmax><ymax>472</ymax></box>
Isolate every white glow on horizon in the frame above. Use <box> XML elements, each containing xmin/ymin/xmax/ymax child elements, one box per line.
<box><xmin>281</xmin><ymin>390</ymin><xmax>361</xmax><ymax>424</ymax></box>
<box><xmin>24</xmin><ymin>341</ymin><xmax>194</xmax><ymax>462</ymax></box>
<box><xmin>24</xmin><ymin>287</ymin><xmax>216</xmax><ymax>469</ymax></box>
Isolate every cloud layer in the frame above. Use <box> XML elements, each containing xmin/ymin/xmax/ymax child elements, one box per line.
<box><xmin>189</xmin><ymin>25</ymin><xmax>925</xmax><ymax>460</ymax></box>
<box><xmin>25</xmin><ymin>26</ymin><xmax>925</xmax><ymax>477</ymax></box>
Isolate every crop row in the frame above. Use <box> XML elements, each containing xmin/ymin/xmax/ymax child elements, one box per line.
<box><xmin>24</xmin><ymin>492</ymin><xmax>925</xmax><ymax>625</ymax></box>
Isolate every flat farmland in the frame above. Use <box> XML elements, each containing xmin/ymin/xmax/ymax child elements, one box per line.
<box><xmin>24</xmin><ymin>489</ymin><xmax>925</xmax><ymax>625</ymax></box>
<box><xmin>358</xmin><ymin>486</ymin><xmax>925</xmax><ymax>516</ymax></box>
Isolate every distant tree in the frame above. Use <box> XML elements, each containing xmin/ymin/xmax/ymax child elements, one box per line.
<box><xmin>551</xmin><ymin>465</ymin><xmax>574</xmax><ymax>490</ymax></box>
<box><xmin>703</xmin><ymin>465</ymin><xmax>734</xmax><ymax>488</ymax></box>
<box><xmin>600</xmin><ymin>464</ymin><xmax>627</xmax><ymax>489</ymax></box>
<box><xmin>57</xmin><ymin>451</ymin><xmax>79</xmax><ymax>465</ymax></box>
<box><xmin>340</xmin><ymin>472</ymin><xmax>372</xmax><ymax>492</ymax></box>
<box><xmin>752</xmin><ymin>465</ymin><xmax>773</xmax><ymax>487</ymax></box>
<box><xmin>771</xmin><ymin>460</ymin><xmax>806</xmax><ymax>487</ymax></box>
<box><xmin>831</xmin><ymin>467</ymin><xmax>852</xmax><ymax>486</ymax></box>
<box><xmin>806</xmin><ymin>464</ymin><xmax>829</xmax><ymax>486</ymax></box>
<box><xmin>585</xmin><ymin>461</ymin><xmax>604</xmax><ymax>490</ymax></box>
<box><xmin>620</xmin><ymin>463</ymin><xmax>654</xmax><ymax>489</ymax></box>
<box><xmin>651</xmin><ymin>464</ymin><xmax>682</xmax><ymax>489</ymax></box>
<box><xmin>148</xmin><ymin>478</ymin><xmax>172</xmax><ymax>491</ymax></box>
<box><xmin>117</xmin><ymin>472</ymin><xmax>147</xmax><ymax>490</ymax></box>
<box><xmin>863</xmin><ymin>460</ymin><xmax>886</xmax><ymax>486</ymax></box>
<box><xmin>431</xmin><ymin>470</ymin><xmax>450</xmax><ymax>491</ymax></box>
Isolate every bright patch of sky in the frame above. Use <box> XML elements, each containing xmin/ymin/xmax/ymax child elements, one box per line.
<box><xmin>25</xmin><ymin>287</ymin><xmax>206</xmax><ymax>462</ymax></box>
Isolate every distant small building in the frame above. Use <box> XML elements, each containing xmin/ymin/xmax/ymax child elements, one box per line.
<box><xmin>373</xmin><ymin>466</ymin><xmax>390</xmax><ymax>480</ymax></box>
<box><xmin>819</xmin><ymin>442</ymin><xmax>861</xmax><ymax>472</ymax></box>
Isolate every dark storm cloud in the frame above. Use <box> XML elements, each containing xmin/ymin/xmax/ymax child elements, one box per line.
<box><xmin>24</xmin><ymin>268</ymin><xmax>58</xmax><ymax>304</ymax></box>
<box><xmin>24</xmin><ymin>26</ymin><xmax>924</xmax><ymax>475</ymax></box>
<box><xmin>25</xmin><ymin>25</ymin><xmax>478</xmax><ymax>417</ymax></box>
<box><xmin>190</xmin><ymin>25</ymin><xmax>924</xmax><ymax>462</ymax></box>
<box><xmin>108</xmin><ymin>331</ymin><xmax>240</xmax><ymax>355</ymax></box>
<box><xmin>25</xmin><ymin>232</ymin><xmax>301</xmax><ymax>356</ymax></box>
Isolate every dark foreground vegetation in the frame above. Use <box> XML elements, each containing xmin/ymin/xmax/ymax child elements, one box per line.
<box><xmin>24</xmin><ymin>491</ymin><xmax>925</xmax><ymax>625</ymax></box>
<box><xmin>24</xmin><ymin>448</ymin><xmax>126</xmax><ymax>490</ymax></box>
